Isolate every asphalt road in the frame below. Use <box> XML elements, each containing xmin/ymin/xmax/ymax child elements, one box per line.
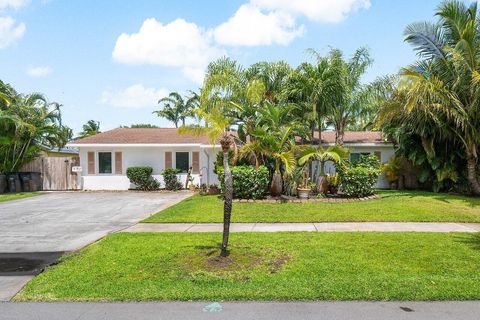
<box><xmin>0</xmin><ymin>301</ymin><xmax>478</xmax><ymax>320</ymax></box>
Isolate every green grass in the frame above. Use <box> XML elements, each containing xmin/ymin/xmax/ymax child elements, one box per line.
<box><xmin>16</xmin><ymin>232</ymin><xmax>480</xmax><ymax>301</ymax></box>
<box><xmin>143</xmin><ymin>190</ymin><xmax>480</xmax><ymax>223</ymax></box>
<box><xmin>0</xmin><ymin>192</ymin><xmax>41</xmax><ymax>202</ymax></box>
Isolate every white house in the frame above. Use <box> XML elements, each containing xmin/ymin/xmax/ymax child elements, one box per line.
<box><xmin>69</xmin><ymin>128</ymin><xmax>395</xmax><ymax>190</ymax></box>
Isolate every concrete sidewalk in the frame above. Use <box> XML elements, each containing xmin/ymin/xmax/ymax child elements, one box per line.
<box><xmin>124</xmin><ymin>222</ymin><xmax>480</xmax><ymax>233</ymax></box>
<box><xmin>1</xmin><ymin>301</ymin><xmax>479</xmax><ymax>320</ymax></box>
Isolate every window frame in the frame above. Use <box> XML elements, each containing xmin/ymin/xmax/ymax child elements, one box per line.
<box><xmin>174</xmin><ymin>151</ymin><xmax>190</xmax><ymax>173</ymax></box>
<box><xmin>97</xmin><ymin>151</ymin><xmax>113</xmax><ymax>175</ymax></box>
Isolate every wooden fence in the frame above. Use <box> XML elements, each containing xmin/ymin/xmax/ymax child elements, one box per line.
<box><xmin>20</xmin><ymin>156</ymin><xmax>80</xmax><ymax>191</ymax></box>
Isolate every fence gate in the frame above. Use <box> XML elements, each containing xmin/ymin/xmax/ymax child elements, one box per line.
<box><xmin>20</xmin><ymin>156</ymin><xmax>80</xmax><ymax>191</ymax></box>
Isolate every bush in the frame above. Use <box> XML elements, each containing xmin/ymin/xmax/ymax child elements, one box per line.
<box><xmin>126</xmin><ymin>166</ymin><xmax>160</xmax><ymax>191</ymax></box>
<box><xmin>339</xmin><ymin>167</ymin><xmax>380</xmax><ymax>197</ymax></box>
<box><xmin>219</xmin><ymin>165</ymin><xmax>269</xmax><ymax>199</ymax></box>
<box><xmin>353</xmin><ymin>154</ymin><xmax>381</xmax><ymax>170</ymax></box>
<box><xmin>162</xmin><ymin>168</ymin><xmax>183</xmax><ymax>190</ymax></box>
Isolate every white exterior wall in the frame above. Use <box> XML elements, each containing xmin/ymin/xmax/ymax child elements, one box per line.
<box><xmin>78</xmin><ymin>145</ymin><xmax>220</xmax><ymax>190</ymax></box>
<box><xmin>314</xmin><ymin>144</ymin><xmax>395</xmax><ymax>189</ymax></box>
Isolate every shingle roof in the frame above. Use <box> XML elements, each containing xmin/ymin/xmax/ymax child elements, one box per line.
<box><xmin>313</xmin><ymin>131</ymin><xmax>388</xmax><ymax>144</ymax></box>
<box><xmin>71</xmin><ymin>128</ymin><xmax>212</xmax><ymax>144</ymax></box>
<box><xmin>71</xmin><ymin>128</ymin><xmax>389</xmax><ymax>145</ymax></box>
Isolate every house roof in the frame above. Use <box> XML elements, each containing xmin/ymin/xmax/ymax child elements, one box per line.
<box><xmin>70</xmin><ymin>128</ymin><xmax>390</xmax><ymax>146</ymax></box>
<box><xmin>70</xmin><ymin>128</ymin><xmax>213</xmax><ymax>145</ymax></box>
<box><xmin>310</xmin><ymin>131</ymin><xmax>389</xmax><ymax>145</ymax></box>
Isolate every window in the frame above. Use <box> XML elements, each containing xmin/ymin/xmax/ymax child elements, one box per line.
<box><xmin>175</xmin><ymin>152</ymin><xmax>189</xmax><ymax>173</ymax></box>
<box><xmin>98</xmin><ymin>152</ymin><xmax>112</xmax><ymax>174</ymax></box>
<box><xmin>350</xmin><ymin>152</ymin><xmax>370</xmax><ymax>163</ymax></box>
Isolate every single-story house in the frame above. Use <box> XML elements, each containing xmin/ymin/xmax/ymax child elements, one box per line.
<box><xmin>68</xmin><ymin>128</ymin><xmax>395</xmax><ymax>190</ymax></box>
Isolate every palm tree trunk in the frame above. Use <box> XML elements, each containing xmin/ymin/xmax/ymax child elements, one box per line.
<box><xmin>335</xmin><ymin>121</ymin><xmax>345</xmax><ymax>146</ymax></box>
<box><xmin>466</xmin><ymin>149</ymin><xmax>480</xmax><ymax>195</ymax></box>
<box><xmin>220</xmin><ymin>139</ymin><xmax>233</xmax><ymax>257</ymax></box>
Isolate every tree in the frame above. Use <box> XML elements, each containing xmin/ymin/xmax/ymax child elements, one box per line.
<box><xmin>0</xmin><ymin>85</ymin><xmax>70</xmax><ymax>173</ymax></box>
<box><xmin>154</xmin><ymin>91</ymin><xmax>198</xmax><ymax>127</ymax></box>
<box><xmin>327</xmin><ymin>48</ymin><xmax>375</xmax><ymax>145</ymax></box>
<box><xmin>377</xmin><ymin>0</ymin><xmax>480</xmax><ymax>194</ymax></box>
<box><xmin>79</xmin><ymin>120</ymin><xmax>101</xmax><ymax>138</ymax></box>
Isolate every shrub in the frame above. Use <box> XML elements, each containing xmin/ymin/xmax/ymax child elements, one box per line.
<box><xmin>126</xmin><ymin>166</ymin><xmax>160</xmax><ymax>191</ymax></box>
<box><xmin>353</xmin><ymin>154</ymin><xmax>381</xmax><ymax>170</ymax></box>
<box><xmin>219</xmin><ymin>165</ymin><xmax>269</xmax><ymax>199</ymax></box>
<box><xmin>339</xmin><ymin>167</ymin><xmax>380</xmax><ymax>197</ymax></box>
<box><xmin>162</xmin><ymin>168</ymin><xmax>183</xmax><ymax>190</ymax></box>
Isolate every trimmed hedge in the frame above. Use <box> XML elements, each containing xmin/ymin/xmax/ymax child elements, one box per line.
<box><xmin>126</xmin><ymin>166</ymin><xmax>160</xmax><ymax>191</ymax></box>
<box><xmin>162</xmin><ymin>168</ymin><xmax>183</xmax><ymax>191</ymax></box>
<box><xmin>220</xmin><ymin>165</ymin><xmax>269</xmax><ymax>199</ymax></box>
<box><xmin>340</xmin><ymin>167</ymin><xmax>380</xmax><ymax>197</ymax></box>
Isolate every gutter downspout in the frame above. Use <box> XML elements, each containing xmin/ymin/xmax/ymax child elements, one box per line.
<box><xmin>203</xmin><ymin>149</ymin><xmax>210</xmax><ymax>186</ymax></box>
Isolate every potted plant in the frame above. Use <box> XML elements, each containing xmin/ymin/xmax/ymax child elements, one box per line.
<box><xmin>297</xmin><ymin>169</ymin><xmax>310</xmax><ymax>199</ymax></box>
<box><xmin>208</xmin><ymin>184</ymin><xmax>220</xmax><ymax>195</ymax></box>
<box><xmin>187</xmin><ymin>176</ymin><xmax>196</xmax><ymax>191</ymax></box>
<box><xmin>326</xmin><ymin>173</ymin><xmax>340</xmax><ymax>195</ymax></box>
<box><xmin>382</xmin><ymin>156</ymin><xmax>402</xmax><ymax>189</ymax></box>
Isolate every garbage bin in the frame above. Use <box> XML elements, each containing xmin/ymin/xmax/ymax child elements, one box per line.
<box><xmin>0</xmin><ymin>174</ymin><xmax>6</xmax><ymax>194</ymax></box>
<box><xmin>29</xmin><ymin>172</ymin><xmax>42</xmax><ymax>191</ymax></box>
<box><xmin>7</xmin><ymin>173</ymin><xmax>21</xmax><ymax>193</ymax></box>
<box><xmin>19</xmin><ymin>172</ymin><xmax>32</xmax><ymax>192</ymax></box>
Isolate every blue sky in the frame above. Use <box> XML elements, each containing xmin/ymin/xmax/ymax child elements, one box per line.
<box><xmin>0</xmin><ymin>0</ymin><xmax>444</xmax><ymax>133</ymax></box>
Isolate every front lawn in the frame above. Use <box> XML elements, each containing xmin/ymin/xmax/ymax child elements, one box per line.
<box><xmin>143</xmin><ymin>190</ymin><xmax>480</xmax><ymax>223</ymax></box>
<box><xmin>16</xmin><ymin>232</ymin><xmax>480</xmax><ymax>301</ymax></box>
<box><xmin>0</xmin><ymin>192</ymin><xmax>41</xmax><ymax>202</ymax></box>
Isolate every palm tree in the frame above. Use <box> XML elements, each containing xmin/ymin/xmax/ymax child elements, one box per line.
<box><xmin>286</xmin><ymin>49</ymin><xmax>344</xmax><ymax>143</ymax></box>
<box><xmin>154</xmin><ymin>91</ymin><xmax>198</xmax><ymax>127</ymax></box>
<box><xmin>79</xmin><ymin>120</ymin><xmax>101</xmax><ymax>138</ymax></box>
<box><xmin>327</xmin><ymin>48</ymin><xmax>375</xmax><ymax>145</ymax></box>
<box><xmin>379</xmin><ymin>0</ymin><xmax>480</xmax><ymax>194</ymax></box>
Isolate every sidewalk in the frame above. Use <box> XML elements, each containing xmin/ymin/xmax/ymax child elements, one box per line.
<box><xmin>124</xmin><ymin>222</ymin><xmax>480</xmax><ymax>233</ymax></box>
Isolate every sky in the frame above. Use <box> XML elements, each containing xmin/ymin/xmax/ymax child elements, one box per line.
<box><xmin>0</xmin><ymin>0</ymin><xmax>446</xmax><ymax>134</ymax></box>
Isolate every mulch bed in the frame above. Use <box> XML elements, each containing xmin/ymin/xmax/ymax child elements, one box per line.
<box><xmin>233</xmin><ymin>194</ymin><xmax>380</xmax><ymax>203</ymax></box>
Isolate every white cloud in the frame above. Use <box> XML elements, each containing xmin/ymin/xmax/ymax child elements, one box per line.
<box><xmin>112</xmin><ymin>18</ymin><xmax>225</xmax><ymax>83</ymax></box>
<box><xmin>100</xmin><ymin>84</ymin><xmax>169</xmax><ymax>108</ymax></box>
<box><xmin>251</xmin><ymin>0</ymin><xmax>371</xmax><ymax>23</ymax></box>
<box><xmin>0</xmin><ymin>0</ymin><xmax>29</xmax><ymax>10</ymax></box>
<box><xmin>0</xmin><ymin>16</ymin><xmax>24</xmax><ymax>49</ymax></box>
<box><xmin>26</xmin><ymin>66</ymin><xmax>52</xmax><ymax>77</ymax></box>
<box><xmin>214</xmin><ymin>4</ymin><xmax>304</xmax><ymax>47</ymax></box>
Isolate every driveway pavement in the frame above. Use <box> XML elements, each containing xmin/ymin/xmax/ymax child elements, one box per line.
<box><xmin>1</xmin><ymin>301</ymin><xmax>479</xmax><ymax>320</ymax></box>
<box><xmin>0</xmin><ymin>191</ymin><xmax>192</xmax><ymax>301</ymax></box>
<box><xmin>0</xmin><ymin>191</ymin><xmax>192</xmax><ymax>252</ymax></box>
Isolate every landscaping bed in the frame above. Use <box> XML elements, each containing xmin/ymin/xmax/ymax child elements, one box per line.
<box><xmin>233</xmin><ymin>194</ymin><xmax>380</xmax><ymax>203</ymax></box>
<box><xmin>143</xmin><ymin>190</ymin><xmax>480</xmax><ymax>223</ymax></box>
<box><xmin>16</xmin><ymin>232</ymin><xmax>480</xmax><ymax>301</ymax></box>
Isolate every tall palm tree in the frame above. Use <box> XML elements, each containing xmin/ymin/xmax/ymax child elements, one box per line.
<box><xmin>79</xmin><ymin>120</ymin><xmax>101</xmax><ymax>138</ymax></box>
<box><xmin>327</xmin><ymin>48</ymin><xmax>375</xmax><ymax>145</ymax></box>
<box><xmin>378</xmin><ymin>0</ymin><xmax>480</xmax><ymax>194</ymax></box>
<box><xmin>286</xmin><ymin>49</ymin><xmax>344</xmax><ymax>143</ymax></box>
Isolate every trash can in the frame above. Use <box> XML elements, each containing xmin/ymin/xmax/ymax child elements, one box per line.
<box><xmin>29</xmin><ymin>172</ymin><xmax>42</xmax><ymax>191</ymax></box>
<box><xmin>0</xmin><ymin>174</ymin><xmax>6</xmax><ymax>194</ymax></box>
<box><xmin>19</xmin><ymin>172</ymin><xmax>32</xmax><ymax>192</ymax></box>
<box><xmin>7</xmin><ymin>173</ymin><xmax>21</xmax><ymax>193</ymax></box>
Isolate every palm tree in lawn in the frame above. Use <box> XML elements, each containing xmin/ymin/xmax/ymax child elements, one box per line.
<box><xmin>382</xmin><ymin>0</ymin><xmax>480</xmax><ymax>194</ymax></box>
<box><xmin>79</xmin><ymin>120</ymin><xmax>101</xmax><ymax>138</ymax></box>
<box><xmin>182</xmin><ymin>57</ymin><xmax>242</xmax><ymax>257</ymax></box>
<box><xmin>327</xmin><ymin>48</ymin><xmax>375</xmax><ymax>145</ymax></box>
<box><xmin>286</xmin><ymin>49</ymin><xmax>344</xmax><ymax>143</ymax></box>
<box><xmin>245</xmin><ymin>61</ymin><xmax>293</xmax><ymax>103</ymax></box>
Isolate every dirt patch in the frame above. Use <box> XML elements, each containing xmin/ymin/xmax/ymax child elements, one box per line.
<box><xmin>268</xmin><ymin>254</ymin><xmax>290</xmax><ymax>274</ymax></box>
<box><xmin>205</xmin><ymin>256</ymin><xmax>235</xmax><ymax>269</ymax></box>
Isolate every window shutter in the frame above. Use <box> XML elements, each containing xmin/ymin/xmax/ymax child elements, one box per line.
<box><xmin>192</xmin><ymin>152</ymin><xmax>200</xmax><ymax>174</ymax></box>
<box><xmin>165</xmin><ymin>152</ymin><xmax>172</xmax><ymax>169</ymax></box>
<box><xmin>374</xmin><ymin>151</ymin><xmax>382</xmax><ymax>161</ymax></box>
<box><xmin>87</xmin><ymin>152</ymin><xmax>95</xmax><ymax>174</ymax></box>
<box><xmin>115</xmin><ymin>152</ymin><xmax>122</xmax><ymax>174</ymax></box>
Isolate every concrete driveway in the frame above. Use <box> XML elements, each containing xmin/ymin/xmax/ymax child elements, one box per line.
<box><xmin>0</xmin><ymin>191</ymin><xmax>192</xmax><ymax>252</ymax></box>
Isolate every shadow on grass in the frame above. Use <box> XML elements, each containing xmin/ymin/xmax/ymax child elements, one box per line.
<box><xmin>455</xmin><ymin>232</ymin><xmax>480</xmax><ymax>250</ymax></box>
<box><xmin>379</xmin><ymin>190</ymin><xmax>480</xmax><ymax>208</ymax></box>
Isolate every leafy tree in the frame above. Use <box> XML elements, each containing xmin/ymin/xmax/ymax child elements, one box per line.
<box><xmin>0</xmin><ymin>82</ymin><xmax>70</xmax><ymax>173</ymax></box>
<box><xmin>377</xmin><ymin>0</ymin><xmax>480</xmax><ymax>194</ymax></box>
<box><xmin>78</xmin><ymin>120</ymin><xmax>101</xmax><ymax>138</ymax></box>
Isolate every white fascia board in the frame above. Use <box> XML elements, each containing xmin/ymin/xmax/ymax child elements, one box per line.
<box><xmin>67</xmin><ymin>143</ymin><xmax>204</xmax><ymax>148</ymax></box>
